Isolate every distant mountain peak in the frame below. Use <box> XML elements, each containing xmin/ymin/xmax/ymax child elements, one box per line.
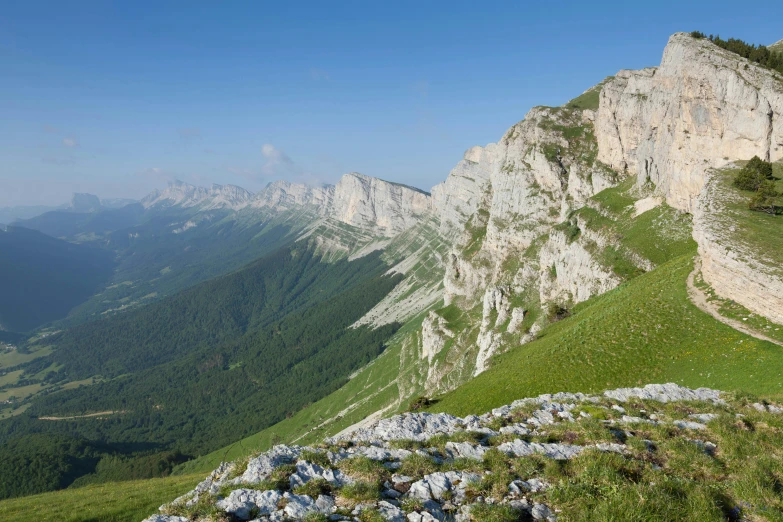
<box><xmin>70</xmin><ymin>193</ymin><xmax>101</xmax><ymax>213</ymax></box>
<box><xmin>141</xmin><ymin>180</ymin><xmax>252</xmax><ymax>210</ymax></box>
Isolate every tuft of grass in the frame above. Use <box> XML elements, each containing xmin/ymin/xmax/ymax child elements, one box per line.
<box><xmin>161</xmin><ymin>493</ymin><xmax>228</xmax><ymax>521</ymax></box>
<box><xmin>357</xmin><ymin>507</ymin><xmax>386</xmax><ymax>522</ymax></box>
<box><xmin>299</xmin><ymin>449</ymin><xmax>331</xmax><ymax>468</ymax></box>
<box><xmin>293</xmin><ymin>478</ymin><xmax>333</xmax><ymax>498</ymax></box>
<box><xmin>337</xmin><ymin>457</ymin><xmax>388</xmax><ymax>483</ymax></box>
<box><xmin>468</xmin><ymin>502</ymin><xmax>524</xmax><ymax>521</ymax></box>
<box><xmin>338</xmin><ymin>481</ymin><xmax>381</xmax><ymax>503</ymax></box>
<box><xmin>398</xmin><ymin>453</ymin><xmax>440</xmax><ymax>479</ymax></box>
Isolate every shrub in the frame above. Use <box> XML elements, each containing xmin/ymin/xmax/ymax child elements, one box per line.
<box><xmin>547</xmin><ymin>303</ymin><xmax>571</xmax><ymax>322</ymax></box>
<box><xmin>734</xmin><ymin>156</ymin><xmax>774</xmax><ymax>192</ymax></box>
<box><xmin>409</xmin><ymin>396</ymin><xmax>434</xmax><ymax>411</ymax></box>
<box><xmin>748</xmin><ymin>180</ymin><xmax>780</xmax><ymax>214</ymax></box>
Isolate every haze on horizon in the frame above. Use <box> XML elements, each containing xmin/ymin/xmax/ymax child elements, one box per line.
<box><xmin>1</xmin><ymin>0</ymin><xmax>781</xmax><ymax>207</ymax></box>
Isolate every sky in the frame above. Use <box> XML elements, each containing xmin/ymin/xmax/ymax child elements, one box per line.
<box><xmin>1</xmin><ymin>1</ymin><xmax>782</xmax><ymax>207</ymax></box>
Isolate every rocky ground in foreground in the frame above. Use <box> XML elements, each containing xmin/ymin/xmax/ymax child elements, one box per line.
<box><xmin>145</xmin><ymin>384</ymin><xmax>783</xmax><ymax>522</ymax></box>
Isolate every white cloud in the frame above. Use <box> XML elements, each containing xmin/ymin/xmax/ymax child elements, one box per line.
<box><xmin>261</xmin><ymin>143</ymin><xmax>292</xmax><ymax>163</ymax></box>
<box><xmin>62</xmin><ymin>137</ymin><xmax>79</xmax><ymax>148</ymax></box>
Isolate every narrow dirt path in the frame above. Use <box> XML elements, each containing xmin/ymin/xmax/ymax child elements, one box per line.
<box><xmin>687</xmin><ymin>257</ymin><xmax>783</xmax><ymax>347</ymax></box>
<box><xmin>38</xmin><ymin>410</ymin><xmax>124</xmax><ymax>421</ymax></box>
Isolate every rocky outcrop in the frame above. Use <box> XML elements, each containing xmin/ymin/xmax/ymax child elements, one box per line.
<box><xmin>146</xmin><ymin>384</ymin><xmax>732</xmax><ymax>522</ymax></box>
<box><xmin>70</xmin><ymin>193</ymin><xmax>102</xmax><ymax>213</ymax></box>
<box><xmin>142</xmin><ymin>180</ymin><xmax>253</xmax><ymax>210</ymax></box>
<box><xmin>434</xmin><ymin>106</ymin><xmax>618</xmax><ymax>307</ymax></box>
<box><xmin>142</xmin><ymin>174</ymin><xmax>432</xmax><ymax>237</ymax></box>
<box><xmin>597</xmin><ymin>32</ymin><xmax>783</xmax><ymax>212</ymax></box>
<box><xmin>537</xmin><ymin>230</ymin><xmax>620</xmax><ymax>307</ymax></box>
<box><xmin>693</xmin><ymin>170</ymin><xmax>783</xmax><ymax>324</ymax></box>
<box><xmin>331</xmin><ymin>173</ymin><xmax>433</xmax><ymax>236</ymax></box>
<box><xmin>251</xmin><ymin>180</ymin><xmax>334</xmax><ymax>213</ymax></box>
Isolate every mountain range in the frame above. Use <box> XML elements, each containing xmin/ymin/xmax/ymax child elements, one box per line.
<box><xmin>0</xmin><ymin>32</ymin><xmax>782</xmax><ymax>521</ymax></box>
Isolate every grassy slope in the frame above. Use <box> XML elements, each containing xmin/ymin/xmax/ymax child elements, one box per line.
<box><xmin>0</xmin><ymin>474</ymin><xmax>200</xmax><ymax>522</ymax></box>
<box><xmin>702</xmin><ymin>161</ymin><xmax>783</xmax><ymax>278</ymax></box>
<box><xmin>431</xmin><ymin>253</ymin><xmax>783</xmax><ymax>416</ymax></box>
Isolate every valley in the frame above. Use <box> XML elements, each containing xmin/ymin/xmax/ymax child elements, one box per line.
<box><xmin>0</xmin><ymin>28</ymin><xmax>782</xmax><ymax>522</ymax></box>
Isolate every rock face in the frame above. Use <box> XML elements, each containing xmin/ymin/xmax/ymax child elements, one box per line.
<box><xmin>331</xmin><ymin>173</ymin><xmax>432</xmax><ymax>236</ymax></box>
<box><xmin>141</xmin><ymin>174</ymin><xmax>432</xmax><ymax>237</ymax></box>
<box><xmin>141</xmin><ymin>180</ymin><xmax>253</xmax><ymax>210</ymax></box>
<box><xmin>434</xmin><ymin>106</ymin><xmax>618</xmax><ymax>308</ymax></box>
<box><xmin>147</xmin><ymin>384</ymin><xmax>736</xmax><ymax>522</ymax></box>
<box><xmin>693</xmin><ymin>170</ymin><xmax>783</xmax><ymax>324</ymax></box>
<box><xmin>70</xmin><ymin>193</ymin><xmax>102</xmax><ymax>213</ymax></box>
<box><xmin>251</xmin><ymin>180</ymin><xmax>334</xmax><ymax>214</ymax></box>
<box><xmin>597</xmin><ymin>32</ymin><xmax>783</xmax><ymax>212</ymax></box>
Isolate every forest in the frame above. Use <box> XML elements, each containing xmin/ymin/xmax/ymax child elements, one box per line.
<box><xmin>0</xmin><ymin>244</ymin><xmax>403</xmax><ymax>499</ymax></box>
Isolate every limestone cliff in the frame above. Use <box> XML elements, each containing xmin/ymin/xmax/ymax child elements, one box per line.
<box><xmin>251</xmin><ymin>180</ymin><xmax>334</xmax><ymax>214</ymax></box>
<box><xmin>693</xmin><ymin>168</ymin><xmax>783</xmax><ymax>324</ymax></box>
<box><xmin>597</xmin><ymin>32</ymin><xmax>783</xmax><ymax>213</ymax></box>
<box><xmin>331</xmin><ymin>173</ymin><xmax>432</xmax><ymax>236</ymax></box>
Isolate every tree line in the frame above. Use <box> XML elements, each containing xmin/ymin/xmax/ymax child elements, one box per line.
<box><xmin>690</xmin><ymin>31</ymin><xmax>783</xmax><ymax>75</ymax></box>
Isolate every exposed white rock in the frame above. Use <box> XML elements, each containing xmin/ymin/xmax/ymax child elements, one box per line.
<box><xmin>331</xmin><ymin>173</ymin><xmax>433</xmax><ymax>236</ymax></box>
<box><xmin>251</xmin><ymin>180</ymin><xmax>334</xmax><ymax>213</ymax></box>
<box><xmin>693</xmin><ymin>169</ymin><xmax>783</xmax><ymax>324</ymax></box>
<box><xmin>597</xmin><ymin>32</ymin><xmax>783</xmax><ymax>213</ymax></box>
<box><xmin>498</xmin><ymin>439</ymin><xmax>584</xmax><ymax>460</ymax></box>
<box><xmin>152</xmin><ymin>384</ymin><xmax>728</xmax><ymax>522</ymax></box>
<box><xmin>420</xmin><ymin>311</ymin><xmax>453</xmax><ymax>364</ymax></box>
<box><xmin>604</xmin><ymin>383</ymin><xmax>723</xmax><ymax>403</ymax></box>
<box><xmin>330</xmin><ymin>412</ymin><xmax>464</xmax><ymax>443</ymax></box>
<box><xmin>216</xmin><ymin>489</ymin><xmax>283</xmax><ymax>519</ymax></box>
<box><xmin>633</xmin><ymin>196</ymin><xmax>664</xmax><ymax>216</ymax></box>
<box><xmin>142</xmin><ymin>180</ymin><xmax>253</xmax><ymax>210</ymax></box>
<box><xmin>538</xmin><ymin>230</ymin><xmax>620</xmax><ymax>308</ymax></box>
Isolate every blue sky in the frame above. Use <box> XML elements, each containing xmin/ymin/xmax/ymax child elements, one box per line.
<box><xmin>1</xmin><ymin>1</ymin><xmax>782</xmax><ymax>206</ymax></box>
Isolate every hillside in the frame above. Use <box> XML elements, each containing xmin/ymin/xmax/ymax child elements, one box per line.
<box><xmin>3</xmin><ymin>30</ymin><xmax>783</xmax><ymax>521</ymax></box>
<box><xmin>0</xmin><ymin>244</ymin><xmax>404</xmax><ymax>498</ymax></box>
<box><xmin>165</xmin><ymin>30</ymin><xmax>783</xmax><ymax>478</ymax></box>
<box><xmin>135</xmin><ymin>384</ymin><xmax>783</xmax><ymax>522</ymax></box>
<box><xmin>0</xmin><ymin>226</ymin><xmax>115</xmax><ymax>332</ymax></box>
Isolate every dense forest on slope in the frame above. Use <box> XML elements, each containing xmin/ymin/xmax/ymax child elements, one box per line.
<box><xmin>43</xmin><ymin>210</ymin><xmax>302</xmax><ymax>329</ymax></box>
<box><xmin>22</xmin><ymin>244</ymin><xmax>390</xmax><ymax>381</ymax></box>
<box><xmin>0</xmin><ymin>244</ymin><xmax>402</xmax><ymax>498</ymax></box>
<box><xmin>0</xmin><ymin>227</ymin><xmax>115</xmax><ymax>332</ymax></box>
<box><xmin>0</xmin><ymin>432</ymin><xmax>189</xmax><ymax>500</ymax></box>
